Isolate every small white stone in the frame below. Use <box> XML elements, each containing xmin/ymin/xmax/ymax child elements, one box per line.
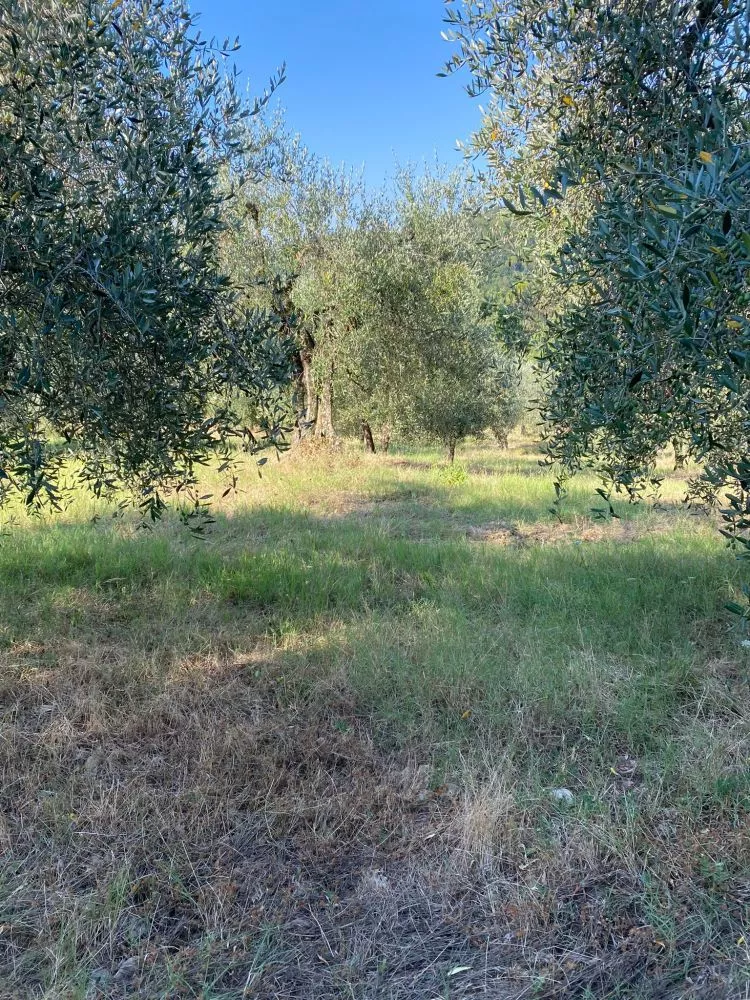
<box><xmin>550</xmin><ymin>787</ymin><xmax>575</xmax><ymax>804</ymax></box>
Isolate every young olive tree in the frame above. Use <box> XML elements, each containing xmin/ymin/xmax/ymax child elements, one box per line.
<box><xmin>446</xmin><ymin>1</ymin><xmax>750</xmax><ymax>548</ymax></box>
<box><xmin>330</xmin><ymin>170</ymin><xmax>527</xmax><ymax>459</ymax></box>
<box><xmin>0</xmin><ymin>0</ymin><xmax>288</xmax><ymax>518</ymax></box>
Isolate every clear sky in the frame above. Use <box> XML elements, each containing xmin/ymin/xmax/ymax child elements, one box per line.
<box><xmin>188</xmin><ymin>1</ymin><xmax>479</xmax><ymax>189</ymax></box>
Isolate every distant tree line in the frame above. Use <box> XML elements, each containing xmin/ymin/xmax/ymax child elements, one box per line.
<box><xmin>222</xmin><ymin>140</ymin><xmax>529</xmax><ymax>461</ymax></box>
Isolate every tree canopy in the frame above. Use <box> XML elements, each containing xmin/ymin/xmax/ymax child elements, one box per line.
<box><xmin>225</xmin><ymin>152</ymin><xmax>527</xmax><ymax>459</ymax></box>
<box><xmin>0</xmin><ymin>0</ymin><xmax>534</xmax><ymax>519</ymax></box>
<box><xmin>0</xmin><ymin>0</ymin><xmax>288</xmax><ymax>518</ymax></box>
<box><xmin>446</xmin><ymin>0</ymin><xmax>750</xmax><ymax>541</ymax></box>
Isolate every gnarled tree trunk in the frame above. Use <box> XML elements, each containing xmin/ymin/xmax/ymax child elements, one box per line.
<box><xmin>672</xmin><ymin>437</ymin><xmax>687</xmax><ymax>469</ymax></box>
<box><xmin>362</xmin><ymin>421</ymin><xmax>376</xmax><ymax>453</ymax></box>
<box><xmin>292</xmin><ymin>330</ymin><xmax>318</xmax><ymax>444</ymax></box>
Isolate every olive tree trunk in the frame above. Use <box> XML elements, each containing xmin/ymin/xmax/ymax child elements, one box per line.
<box><xmin>295</xmin><ymin>331</ymin><xmax>317</xmax><ymax>441</ymax></box>
<box><xmin>362</xmin><ymin>421</ymin><xmax>376</xmax><ymax>453</ymax></box>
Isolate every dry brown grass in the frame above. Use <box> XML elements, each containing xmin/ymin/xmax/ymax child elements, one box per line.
<box><xmin>1</xmin><ymin>645</ymin><xmax>747</xmax><ymax>998</ymax></box>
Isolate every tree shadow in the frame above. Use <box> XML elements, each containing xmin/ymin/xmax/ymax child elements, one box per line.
<box><xmin>0</xmin><ymin>498</ymin><xmax>732</xmax><ymax>665</ymax></box>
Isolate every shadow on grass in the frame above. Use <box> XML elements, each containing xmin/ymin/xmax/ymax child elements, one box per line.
<box><xmin>0</xmin><ymin>503</ymin><xmax>736</xmax><ymax>748</ymax></box>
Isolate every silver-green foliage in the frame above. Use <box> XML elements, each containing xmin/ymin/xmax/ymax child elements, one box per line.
<box><xmin>446</xmin><ymin>1</ymin><xmax>750</xmax><ymax>536</ymax></box>
<box><xmin>332</xmin><ymin>171</ymin><xmax>512</xmax><ymax>455</ymax></box>
<box><xmin>222</xmin><ymin>139</ymin><xmax>367</xmax><ymax>436</ymax></box>
<box><xmin>226</xmin><ymin>154</ymin><xmax>526</xmax><ymax>455</ymax></box>
<box><xmin>0</xmin><ymin>0</ymin><xmax>289</xmax><ymax>518</ymax></box>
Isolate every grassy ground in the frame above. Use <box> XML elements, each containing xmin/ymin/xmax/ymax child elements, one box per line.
<box><xmin>0</xmin><ymin>436</ymin><xmax>748</xmax><ymax>999</ymax></box>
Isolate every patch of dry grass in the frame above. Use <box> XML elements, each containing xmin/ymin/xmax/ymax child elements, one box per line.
<box><xmin>4</xmin><ymin>652</ymin><xmax>747</xmax><ymax>999</ymax></box>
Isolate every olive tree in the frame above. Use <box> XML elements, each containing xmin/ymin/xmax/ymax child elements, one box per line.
<box><xmin>225</xmin><ymin>154</ymin><xmax>526</xmax><ymax>456</ymax></box>
<box><xmin>327</xmin><ymin>170</ymin><xmax>527</xmax><ymax>458</ymax></box>
<box><xmin>446</xmin><ymin>1</ymin><xmax>750</xmax><ymax>553</ymax></box>
<box><xmin>0</xmin><ymin>0</ymin><xmax>288</xmax><ymax>518</ymax></box>
<box><xmin>223</xmin><ymin>141</ymin><xmax>368</xmax><ymax>441</ymax></box>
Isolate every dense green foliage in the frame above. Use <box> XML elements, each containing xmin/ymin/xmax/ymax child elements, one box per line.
<box><xmin>327</xmin><ymin>173</ymin><xmax>526</xmax><ymax>459</ymax></box>
<box><xmin>224</xmin><ymin>148</ymin><xmax>367</xmax><ymax>441</ymax></box>
<box><xmin>225</xmin><ymin>153</ymin><xmax>527</xmax><ymax>458</ymax></box>
<box><xmin>0</xmin><ymin>0</ymin><xmax>288</xmax><ymax>517</ymax></box>
<box><xmin>0</xmin><ymin>1</ymin><xmax>532</xmax><ymax>507</ymax></box>
<box><xmin>446</xmin><ymin>0</ymin><xmax>750</xmax><ymax>539</ymax></box>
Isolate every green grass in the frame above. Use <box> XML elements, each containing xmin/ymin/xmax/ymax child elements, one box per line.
<box><xmin>0</xmin><ymin>436</ymin><xmax>748</xmax><ymax>998</ymax></box>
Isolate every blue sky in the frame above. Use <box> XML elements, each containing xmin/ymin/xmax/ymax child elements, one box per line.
<box><xmin>189</xmin><ymin>1</ymin><xmax>479</xmax><ymax>189</ymax></box>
